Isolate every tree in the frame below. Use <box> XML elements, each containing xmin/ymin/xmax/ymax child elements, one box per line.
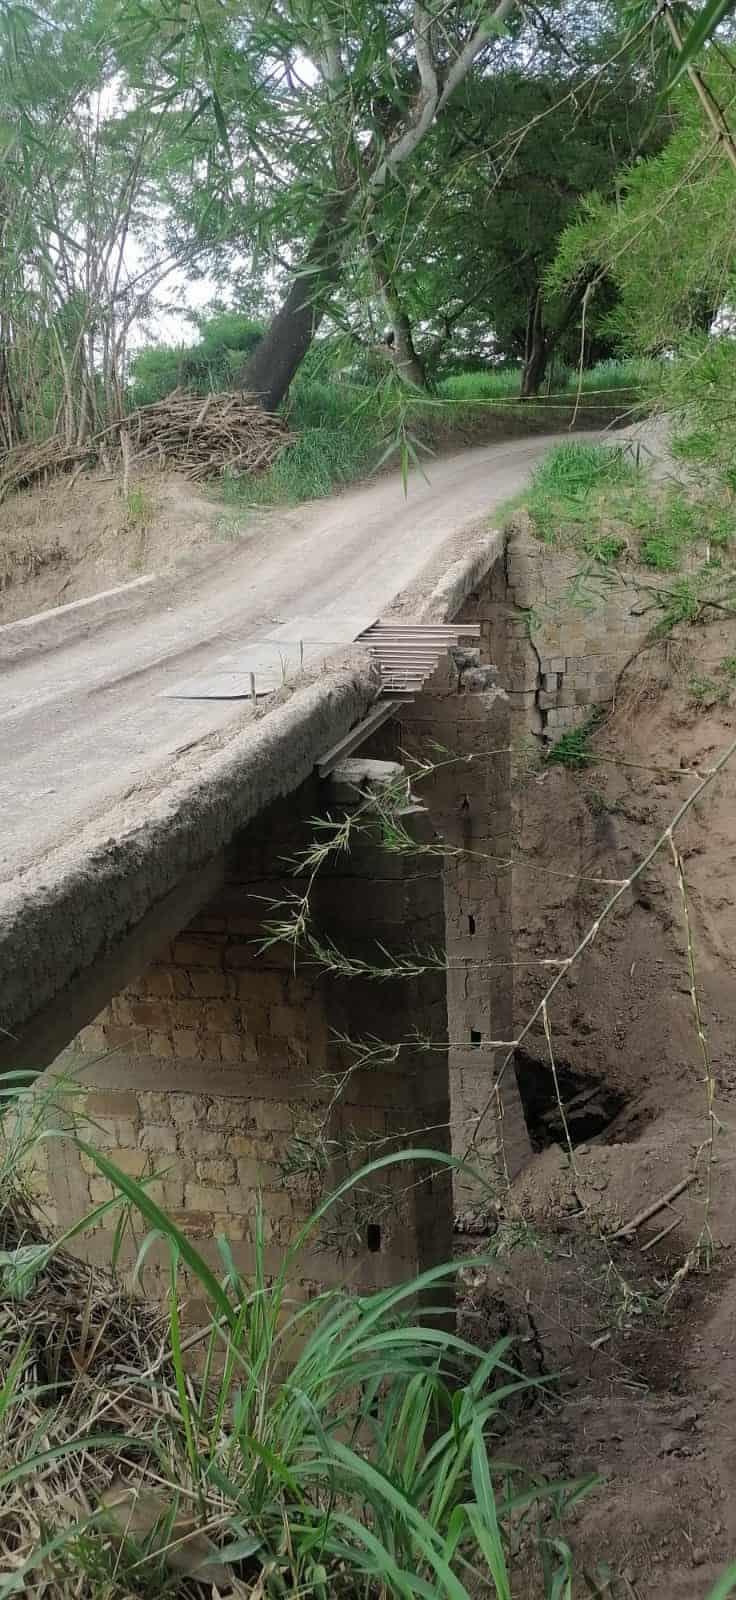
<box><xmin>225</xmin><ymin>0</ymin><xmax>524</xmax><ymax>409</ymax></box>
<box><xmin>354</xmin><ymin>63</ymin><xmax>659</xmax><ymax>396</ymax></box>
<box><xmin>550</xmin><ymin>57</ymin><xmax>736</xmax><ymax>355</ymax></box>
<box><xmin>0</xmin><ymin>0</ymin><xmax>212</xmax><ymax>445</ymax></box>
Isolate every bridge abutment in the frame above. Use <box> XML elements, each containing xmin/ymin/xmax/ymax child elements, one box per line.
<box><xmin>50</xmin><ymin>765</ymin><xmax>452</xmax><ymax>1312</ymax></box>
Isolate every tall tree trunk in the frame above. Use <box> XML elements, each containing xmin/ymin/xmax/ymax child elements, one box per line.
<box><xmin>370</xmin><ymin>232</ymin><xmax>428</xmax><ymax>389</ymax></box>
<box><xmin>520</xmin><ymin>289</ymin><xmax>548</xmax><ymax>398</ymax></box>
<box><xmin>385</xmin><ymin>300</ymin><xmax>428</xmax><ymax>388</ymax></box>
<box><xmin>236</xmin><ymin>197</ymin><xmax>353</xmax><ymax>411</ymax></box>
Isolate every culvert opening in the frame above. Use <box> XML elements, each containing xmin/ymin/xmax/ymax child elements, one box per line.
<box><xmin>514</xmin><ymin>1049</ymin><xmax>627</xmax><ymax>1150</ymax></box>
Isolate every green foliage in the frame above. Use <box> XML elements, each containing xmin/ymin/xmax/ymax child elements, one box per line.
<box><xmin>526</xmin><ymin>442</ymin><xmax>640</xmax><ymax>543</ymax></box>
<box><xmin>545</xmin><ymin>715</ymin><xmax>600</xmax><ymax>770</ymax></box>
<box><xmin>532</xmin><ymin>442</ymin><xmax>637</xmax><ymax>496</ymax></box>
<box><xmin>708</xmin><ymin>1562</ymin><xmax>736</xmax><ymax>1599</ymax></box>
<box><xmin>551</xmin><ymin>62</ymin><xmax>736</xmax><ymax>357</ymax></box>
<box><xmin>7</xmin><ymin>1139</ymin><xmax>597</xmax><ymax>1599</ymax></box>
<box><xmin>655</xmin><ymin>575</ymin><xmax>708</xmax><ymax>630</ymax></box>
<box><xmin>688</xmin><ymin>673</ymin><xmax>727</xmax><ymax>705</ymax></box>
<box><xmin>688</xmin><ymin>655</ymin><xmax>736</xmax><ymax>704</ymax></box>
<box><xmin>217</xmin><ymin>361</ymin><xmax>644</xmax><ymax>508</ymax></box>
<box><xmin>640</xmin><ymin>528</ymin><xmax>685</xmax><ymax>571</ymax></box>
<box><xmin>436</xmin><ymin>360</ymin><xmax>654</xmax><ymax>405</ymax></box>
<box><xmin>580</xmin><ymin>531</ymin><xmax>627</xmax><ymax>564</ymax></box>
<box><xmin>128</xmin><ymin>314</ymin><xmax>264</xmax><ymax>406</ymax></box>
<box><xmin>662</xmin><ymin>337</ymin><xmax>736</xmax><ymax>492</ymax></box>
<box><xmin>523</xmin><ymin>431</ymin><xmax>736</xmax><ymax>621</ymax></box>
<box><xmin>368</xmin><ymin>66</ymin><xmax>659</xmax><ymax>391</ymax></box>
<box><xmin>437</xmin><ymin>368</ymin><xmax>527</xmax><ymax>402</ymax></box>
<box><xmin>124</xmin><ymin>484</ymin><xmax>154</xmax><ymax>528</ymax></box>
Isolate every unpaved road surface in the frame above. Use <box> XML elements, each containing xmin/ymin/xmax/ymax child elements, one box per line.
<box><xmin>0</xmin><ymin>434</ymin><xmax>567</xmax><ymax>889</ymax></box>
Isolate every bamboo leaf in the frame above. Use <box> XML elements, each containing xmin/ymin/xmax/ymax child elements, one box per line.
<box><xmin>75</xmin><ymin>1142</ymin><xmax>236</xmax><ymax>1328</ymax></box>
<box><xmin>668</xmin><ymin>0</ymin><xmax>735</xmax><ymax>86</ymax></box>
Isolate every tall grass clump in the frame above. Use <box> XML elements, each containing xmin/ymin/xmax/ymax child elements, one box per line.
<box><xmin>436</xmin><ymin>368</ymin><xmax>528</xmax><ymax>402</ymax></box>
<box><xmin>437</xmin><ymin>357</ymin><xmax>654</xmax><ymax>405</ymax></box>
<box><xmin>0</xmin><ymin>1117</ymin><xmax>598</xmax><ymax>1599</ymax></box>
<box><xmin>526</xmin><ymin>441</ymin><xmax>640</xmax><ymax>543</ymax></box>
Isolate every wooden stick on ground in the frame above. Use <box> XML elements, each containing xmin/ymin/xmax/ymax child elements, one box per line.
<box><xmin>610</xmin><ymin>1175</ymin><xmax>695</xmax><ymax>1240</ymax></box>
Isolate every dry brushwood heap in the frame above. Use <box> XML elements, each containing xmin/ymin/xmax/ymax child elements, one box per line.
<box><xmin>0</xmin><ymin>1199</ymin><xmax>247</xmax><ymax>1598</ymax></box>
<box><xmin>0</xmin><ymin>391</ymin><xmax>293</xmax><ymax>502</ymax></box>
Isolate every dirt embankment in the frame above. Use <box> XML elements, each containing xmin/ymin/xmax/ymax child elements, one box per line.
<box><xmin>477</xmin><ymin>617</ymin><xmax>736</xmax><ymax>1595</ymax></box>
<box><xmin>0</xmin><ymin>470</ymin><xmax>226</xmax><ymax>624</ymax></box>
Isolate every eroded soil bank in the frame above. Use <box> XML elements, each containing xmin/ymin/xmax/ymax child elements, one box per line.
<box><xmin>466</xmin><ymin>617</ymin><xmax>736</xmax><ymax>1596</ymax></box>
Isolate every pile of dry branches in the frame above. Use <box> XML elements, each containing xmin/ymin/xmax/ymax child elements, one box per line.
<box><xmin>0</xmin><ymin>1199</ymin><xmax>244</xmax><ymax>1599</ymax></box>
<box><xmin>0</xmin><ymin>390</ymin><xmax>292</xmax><ymax>502</ymax></box>
<box><xmin>0</xmin><ymin>437</ymin><xmax>85</xmax><ymax>503</ymax></box>
<box><xmin>121</xmin><ymin>390</ymin><xmax>292</xmax><ymax>482</ymax></box>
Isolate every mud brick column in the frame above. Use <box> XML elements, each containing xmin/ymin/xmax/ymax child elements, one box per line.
<box><xmin>48</xmin><ymin>764</ymin><xmax>452</xmax><ymax>1310</ymax></box>
<box><xmin>397</xmin><ymin>657</ymin><xmax>531</xmax><ymax>1209</ymax></box>
<box><xmin>313</xmin><ymin>760</ymin><xmax>453</xmax><ymax>1286</ymax></box>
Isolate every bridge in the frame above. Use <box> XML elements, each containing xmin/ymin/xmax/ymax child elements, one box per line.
<box><xmin>0</xmin><ymin>437</ymin><xmax>567</xmax><ymax>1311</ymax></box>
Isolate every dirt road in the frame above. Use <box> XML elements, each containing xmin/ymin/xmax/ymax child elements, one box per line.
<box><xmin>0</xmin><ymin>434</ymin><xmax>567</xmax><ymax>888</ymax></box>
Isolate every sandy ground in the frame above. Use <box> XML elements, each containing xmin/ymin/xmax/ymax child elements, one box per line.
<box><xmin>0</xmin><ymin>435</ymin><xmax>568</xmax><ymax>889</ymax></box>
<box><xmin>465</xmin><ymin>616</ymin><xmax>736</xmax><ymax>1597</ymax></box>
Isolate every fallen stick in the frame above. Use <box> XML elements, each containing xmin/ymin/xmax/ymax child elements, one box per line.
<box><xmin>610</xmin><ymin>1175</ymin><xmax>695</xmax><ymax>1240</ymax></box>
<box><xmin>641</xmin><ymin>1212</ymin><xmax>682</xmax><ymax>1251</ymax></box>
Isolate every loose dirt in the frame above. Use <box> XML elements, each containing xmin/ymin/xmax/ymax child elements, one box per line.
<box><xmin>466</xmin><ymin>615</ymin><xmax>736</xmax><ymax>1596</ymax></box>
<box><xmin>0</xmin><ymin>469</ymin><xmax>225</xmax><ymax>623</ymax></box>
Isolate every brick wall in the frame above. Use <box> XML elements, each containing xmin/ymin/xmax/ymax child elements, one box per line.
<box><xmin>488</xmin><ymin>530</ymin><xmax>664</xmax><ymax>741</ymax></box>
<box><xmin>50</xmin><ymin>766</ymin><xmax>452</xmax><ymax>1313</ymax></box>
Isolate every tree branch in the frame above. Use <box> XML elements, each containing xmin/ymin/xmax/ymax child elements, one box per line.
<box><xmin>437</xmin><ymin>0</ymin><xmax>517</xmax><ymax>111</ymax></box>
<box><xmin>369</xmin><ymin>0</ymin><xmax>518</xmax><ymax>190</ymax></box>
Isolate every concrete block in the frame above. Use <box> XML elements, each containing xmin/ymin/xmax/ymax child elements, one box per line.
<box><xmin>140</xmin><ymin>1126</ymin><xmax>178</xmax><ymax>1154</ymax></box>
<box><xmin>227</xmin><ymin>1132</ymin><xmax>260</xmax><ymax>1156</ymax></box>
<box><xmin>109</xmin><ymin>1148</ymin><xmax>149</xmax><ymax>1177</ymax></box>
<box><xmin>237</xmin><ymin>1156</ymin><xmax>281</xmax><ymax>1187</ymax></box>
<box><xmin>149</xmin><ymin>1032</ymin><xmax>175</xmax><ymax>1059</ymax></box>
<box><xmin>251</xmin><ymin>1099</ymin><xmax>297</xmax><ymax>1132</ymax></box>
<box><xmin>184</xmin><ymin>1183</ymin><xmax>229</xmax><ymax>1211</ymax></box>
<box><xmin>196</xmin><ymin>1157</ymin><xmax>236</xmax><ymax>1185</ymax></box>
<box><xmin>172</xmin><ymin>1029</ymin><xmax>199</xmax><ymax>1057</ymax></box>
<box><xmin>172</xmin><ymin>937</ymin><xmax>225</xmax><ymax>969</ymax></box>
<box><xmin>138</xmin><ymin>1091</ymin><xmax>172</xmax><ymax>1123</ymax></box>
<box><xmin>177</xmin><ymin>1128</ymin><xmax>223</xmax><ymax>1155</ymax></box>
<box><xmin>86</xmin><ymin>1091</ymin><xmax>139</xmax><ymax>1121</ymax></box>
<box><xmin>169</xmin><ymin>1096</ymin><xmax>203</xmax><ymax>1127</ymax></box>
<box><xmin>189</xmin><ymin>971</ymin><xmax>228</xmax><ymax>998</ymax></box>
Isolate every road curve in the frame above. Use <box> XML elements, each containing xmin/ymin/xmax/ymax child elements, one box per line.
<box><xmin>0</xmin><ymin>433</ymin><xmax>567</xmax><ymax>890</ymax></box>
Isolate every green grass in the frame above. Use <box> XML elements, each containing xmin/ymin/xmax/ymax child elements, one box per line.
<box><xmin>545</xmin><ymin>713</ymin><xmax>602</xmax><ymax>770</ymax></box>
<box><xmin>525</xmin><ymin>441</ymin><xmax>640</xmax><ymax>545</ymax></box>
<box><xmin>523</xmin><ymin>434</ymin><xmax>736</xmax><ymax>608</ymax></box>
<box><xmin>436</xmin><ymin>368</ymin><xmax>528</xmax><ymax>402</ymax></box>
<box><xmin>436</xmin><ymin>357</ymin><xmax>654</xmax><ymax>405</ymax></box>
<box><xmin>1</xmin><ymin>1113</ymin><xmax>599</xmax><ymax>1600</ymax></box>
<box><xmin>688</xmin><ymin>673</ymin><xmax>727</xmax><ymax>706</ymax></box>
<box><xmin>124</xmin><ymin>483</ymin><xmax>155</xmax><ymax>529</ymax></box>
